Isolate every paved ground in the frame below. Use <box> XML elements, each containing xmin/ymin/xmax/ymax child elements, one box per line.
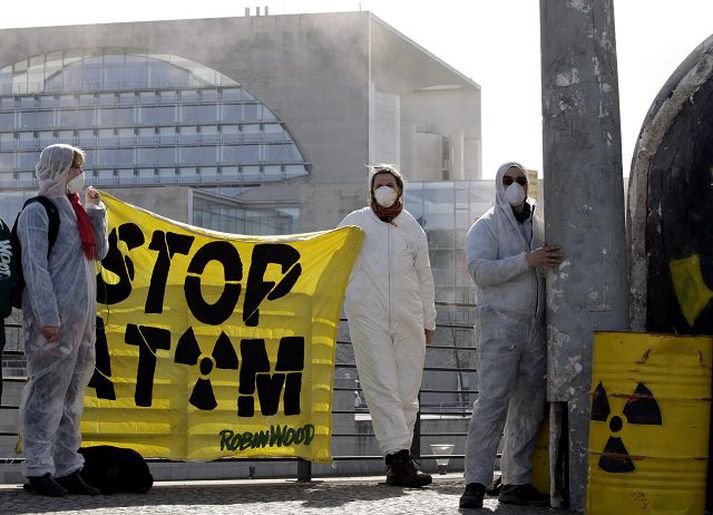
<box><xmin>0</xmin><ymin>475</ymin><xmax>560</xmax><ymax>515</ymax></box>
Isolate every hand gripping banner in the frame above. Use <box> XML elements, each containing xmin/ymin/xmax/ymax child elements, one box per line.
<box><xmin>81</xmin><ymin>193</ymin><xmax>364</xmax><ymax>463</ymax></box>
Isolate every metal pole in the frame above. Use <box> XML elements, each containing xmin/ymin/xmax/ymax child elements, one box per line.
<box><xmin>297</xmin><ymin>458</ymin><xmax>312</xmax><ymax>482</ymax></box>
<box><xmin>540</xmin><ymin>0</ymin><xmax>629</xmax><ymax>511</ymax></box>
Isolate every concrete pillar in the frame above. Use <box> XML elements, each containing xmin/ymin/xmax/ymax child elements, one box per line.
<box><xmin>539</xmin><ymin>0</ymin><xmax>628</xmax><ymax>511</ymax></box>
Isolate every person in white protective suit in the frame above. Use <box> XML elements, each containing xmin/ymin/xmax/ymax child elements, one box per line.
<box><xmin>459</xmin><ymin>162</ymin><xmax>563</xmax><ymax>509</ymax></box>
<box><xmin>338</xmin><ymin>164</ymin><xmax>436</xmax><ymax>487</ymax></box>
<box><xmin>18</xmin><ymin>144</ymin><xmax>109</xmax><ymax>497</ymax></box>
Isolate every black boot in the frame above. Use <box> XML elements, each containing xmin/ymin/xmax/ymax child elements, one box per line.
<box><xmin>459</xmin><ymin>482</ymin><xmax>486</xmax><ymax>509</ymax></box>
<box><xmin>24</xmin><ymin>473</ymin><xmax>67</xmax><ymax>497</ymax></box>
<box><xmin>55</xmin><ymin>470</ymin><xmax>101</xmax><ymax>495</ymax></box>
<box><xmin>498</xmin><ymin>483</ymin><xmax>549</xmax><ymax>506</ymax></box>
<box><xmin>385</xmin><ymin>449</ymin><xmax>432</xmax><ymax>487</ymax></box>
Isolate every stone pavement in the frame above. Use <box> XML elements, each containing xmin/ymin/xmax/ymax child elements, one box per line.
<box><xmin>0</xmin><ymin>475</ymin><xmax>560</xmax><ymax>515</ymax></box>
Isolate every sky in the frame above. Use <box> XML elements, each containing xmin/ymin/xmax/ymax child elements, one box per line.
<box><xmin>0</xmin><ymin>0</ymin><xmax>711</xmax><ymax>179</ymax></box>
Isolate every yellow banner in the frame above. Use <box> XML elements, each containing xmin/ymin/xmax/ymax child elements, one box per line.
<box><xmin>81</xmin><ymin>193</ymin><xmax>363</xmax><ymax>463</ymax></box>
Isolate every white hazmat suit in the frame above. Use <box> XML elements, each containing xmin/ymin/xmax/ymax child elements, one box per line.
<box><xmin>18</xmin><ymin>144</ymin><xmax>109</xmax><ymax>478</ymax></box>
<box><xmin>338</xmin><ymin>185</ymin><xmax>436</xmax><ymax>457</ymax></box>
<box><xmin>463</xmin><ymin>162</ymin><xmax>546</xmax><ymax>487</ymax></box>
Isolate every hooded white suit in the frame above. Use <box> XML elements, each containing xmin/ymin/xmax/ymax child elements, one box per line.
<box><xmin>18</xmin><ymin>144</ymin><xmax>109</xmax><ymax>478</ymax></box>
<box><xmin>463</xmin><ymin>162</ymin><xmax>547</xmax><ymax>486</ymax></box>
<box><xmin>338</xmin><ymin>176</ymin><xmax>436</xmax><ymax>457</ymax></box>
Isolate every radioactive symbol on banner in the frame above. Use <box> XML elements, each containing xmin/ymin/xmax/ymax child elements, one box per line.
<box><xmin>591</xmin><ymin>381</ymin><xmax>663</xmax><ymax>473</ymax></box>
<box><xmin>174</xmin><ymin>328</ymin><xmax>239</xmax><ymax>410</ymax></box>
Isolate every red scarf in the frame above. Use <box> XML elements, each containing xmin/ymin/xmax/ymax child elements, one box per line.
<box><xmin>370</xmin><ymin>199</ymin><xmax>403</xmax><ymax>224</ymax></box>
<box><xmin>67</xmin><ymin>193</ymin><xmax>98</xmax><ymax>261</ymax></box>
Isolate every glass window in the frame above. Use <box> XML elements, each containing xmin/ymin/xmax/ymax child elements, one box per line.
<box><xmin>263</xmin><ymin>165</ymin><xmax>282</xmax><ymax>176</ymax></box>
<box><xmin>158</xmin><ymin>167</ymin><xmax>175</xmax><ymax>178</ymax></box>
<box><xmin>221</xmin><ymin>125</ymin><xmax>238</xmax><ymax>142</ymax></box>
<box><xmin>38</xmin><ymin>131</ymin><xmax>54</xmax><ymax>147</ymax></box>
<box><xmin>222</xmin><ymin>145</ymin><xmax>259</xmax><ymax>163</ymax></box>
<box><xmin>179</xmin><ymin>146</ymin><xmax>215</xmax><ymax>165</ymax></box>
<box><xmin>78</xmin><ymin>129</ymin><xmax>94</xmax><ymax>147</ymax></box>
<box><xmin>243</xmin><ymin>103</ymin><xmax>258</xmax><ymax>120</ymax></box>
<box><xmin>58</xmin><ymin>130</ymin><xmax>74</xmax><ymax>143</ymax></box>
<box><xmin>99</xmin><ymin>93</ymin><xmax>116</xmax><ymax>105</ymax></box>
<box><xmin>142</xmin><ymin>106</ymin><xmax>175</xmax><ymax>124</ymax></box>
<box><xmin>262</xmin><ymin>123</ymin><xmax>284</xmax><ymax>141</ymax></box>
<box><xmin>177</xmin><ymin>126</ymin><xmax>196</xmax><ymax>144</ymax></box>
<box><xmin>182</xmin><ymin>104</ymin><xmax>217</xmax><ymax>123</ymax></box>
<box><xmin>181</xmin><ymin>90</ymin><xmax>199</xmax><ymax>102</ymax></box>
<box><xmin>139</xmin><ymin>91</ymin><xmax>156</xmax><ymax>104</ymax></box>
<box><xmin>118</xmin><ymin>128</ymin><xmax>134</xmax><ymax>145</ymax></box>
<box><xmin>156</xmin><ymin>147</ymin><xmax>175</xmax><ymax>165</ymax></box>
<box><xmin>221</xmin><ymin>104</ymin><xmax>241</xmax><ymax>121</ymax></box>
<box><xmin>138</xmin><ymin>127</ymin><xmax>156</xmax><ymax>144</ymax></box>
<box><xmin>0</xmin><ymin>152</ymin><xmax>13</xmax><ymax>168</ymax></box>
<box><xmin>18</xmin><ymin>151</ymin><xmax>38</xmax><ymax>168</ymax></box>
<box><xmin>79</xmin><ymin>94</ymin><xmax>95</xmax><ymax>106</ymax></box>
<box><xmin>242</xmin><ymin>124</ymin><xmax>260</xmax><ymax>142</ymax></box>
<box><xmin>259</xmin><ymin>105</ymin><xmax>277</xmax><ymax>121</ymax></box>
<box><xmin>0</xmin><ymin>133</ymin><xmax>14</xmax><ymax>150</ymax></box>
<box><xmin>0</xmin><ymin>97</ymin><xmax>15</xmax><ymax>109</ymax></box>
<box><xmin>201</xmin><ymin>89</ymin><xmax>218</xmax><ymax>102</ymax></box>
<box><xmin>100</xmin><ymin>107</ymin><xmax>133</xmax><ymax>126</ymax></box>
<box><xmin>138</xmin><ymin>148</ymin><xmax>156</xmax><ymax>164</ymax></box>
<box><xmin>0</xmin><ymin>112</ymin><xmax>14</xmax><ymax>129</ymax></box>
<box><xmin>58</xmin><ymin>109</ymin><xmax>93</xmax><ymax>127</ymax></box>
<box><xmin>58</xmin><ymin>95</ymin><xmax>76</xmax><ymax>108</ymax></box>
<box><xmin>199</xmin><ymin>125</ymin><xmax>218</xmax><ymax>144</ymax></box>
<box><xmin>159</xmin><ymin>90</ymin><xmax>176</xmax><ymax>103</ymax></box>
<box><xmin>19</xmin><ymin>96</ymin><xmax>37</xmax><ymax>108</ymax></box>
<box><xmin>18</xmin><ymin>132</ymin><xmax>34</xmax><ymax>148</ymax></box>
<box><xmin>39</xmin><ymin>96</ymin><xmax>55</xmax><ymax>108</ymax></box>
<box><xmin>222</xmin><ymin>88</ymin><xmax>243</xmax><ymax>101</ymax></box>
<box><xmin>119</xmin><ymin>92</ymin><xmax>135</xmax><ymax>104</ymax></box>
<box><xmin>97</xmin><ymin>128</ymin><xmax>115</xmax><ymax>145</ymax></box>
<box><xmin>159</xmin><ymin>127</ymin><xmax>175</xmax><ymax>144</ymax></box>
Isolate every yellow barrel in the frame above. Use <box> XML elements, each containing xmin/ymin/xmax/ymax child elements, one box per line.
<box><xmin>530</xmin><ymin>415</ymin><xmax>550</xmax><ymax>494</ymax></box>
<box><xmin>586</xmin><ymin>332</ymin><xmax>712</xmax><ymax>515</ymax></box>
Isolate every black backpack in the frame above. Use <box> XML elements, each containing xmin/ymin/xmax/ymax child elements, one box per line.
<box><xmin>10</xmin><ymin>196</ymin><xmax>60</xmax><ymax>309</ymax></box>
<box><xmin>78</xmin><ymin>446</ymin><xmax>153</xmax><ymax>494</ymax></box>
<box><xmin>0</xmin><ymin>217</ymin><xmax>15</xmax><ymax>319</ymax></box>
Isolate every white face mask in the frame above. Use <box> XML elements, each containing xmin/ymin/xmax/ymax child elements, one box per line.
<box><xmin>504</xmin><ymin>182</ymin><xmax>526</xmax><ymax>206</ymax></box>
<box><xmin>374</xmin><ymin>185</ymin><xmax>398</xmax><ymax>208</ymax></box>
<box><xmin>66</xmin><ymin>172</ymin><xmax>85</xmax><ymax>194</ymax></box>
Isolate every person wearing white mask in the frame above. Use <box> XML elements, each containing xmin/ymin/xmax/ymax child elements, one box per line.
<box><xmin>338</xmin><ymin>164</ymin><xmax>436</xmax><ymax>487</ymax></box>
<box><xmin>459</xmin><ymin>162</ymin><xmax>563</xmax><ymax>509</ymax></box>
<box><xmin>17</xmin><ymin>144</ymin><xmax>108</xmax><ymax>497</ymax></box>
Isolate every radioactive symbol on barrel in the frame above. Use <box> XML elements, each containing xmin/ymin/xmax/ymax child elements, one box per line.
<box><xmin>174</xmin><ymin>327</ymin><xmax>239</xmax><ymax>410</ymax></box>
<box><xmin>591</xmin><ymin>381</ymin><xmax>663</xmax><ymax>473</ymax></box>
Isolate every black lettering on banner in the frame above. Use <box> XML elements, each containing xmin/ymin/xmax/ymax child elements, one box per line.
<box><xmin>184</xmin><ymin>241</ymin><xmax>242</xmax><ymax>325</ymax></box>
<box><xmin>276</xmin><ymin>336</ymin><xmax>305</xmax><ymax>415</ymax></box>
<box><xmin>243</xmin><ymin>244</ymin><xmax>302</xmax><ymax>327</ymax></box>
<box><xmin>124</xmin><ymin>324</ymin><xmax>171</xmax><ymax>407</ymax></box>
<box><xmin>255</xmin><ymin>374</ymin><xmax>285</xmax><ymax>416</ymax></box>
<box><xmin>237</xmin><ymin>337</ymin><xmax>305</xmax><ymax>417</ymax></box>
<box><xmin>237</xmin><ymin>339</ymin><xmax>270</xmax><ymax>417</ymax></box>
<box><xmin>97</xmin><ymin>223</ymin><xmax>145</xmax><ymax>305</ymax></box>
<box><xmin>145</xmin><ymin>231</ymin><xmax>194</xmax><ymax>313</ymax></box>
<box><xmin>88</xmin><ymin>316</ymin><xmax>116</xmax><ymax>400</ymax></box>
